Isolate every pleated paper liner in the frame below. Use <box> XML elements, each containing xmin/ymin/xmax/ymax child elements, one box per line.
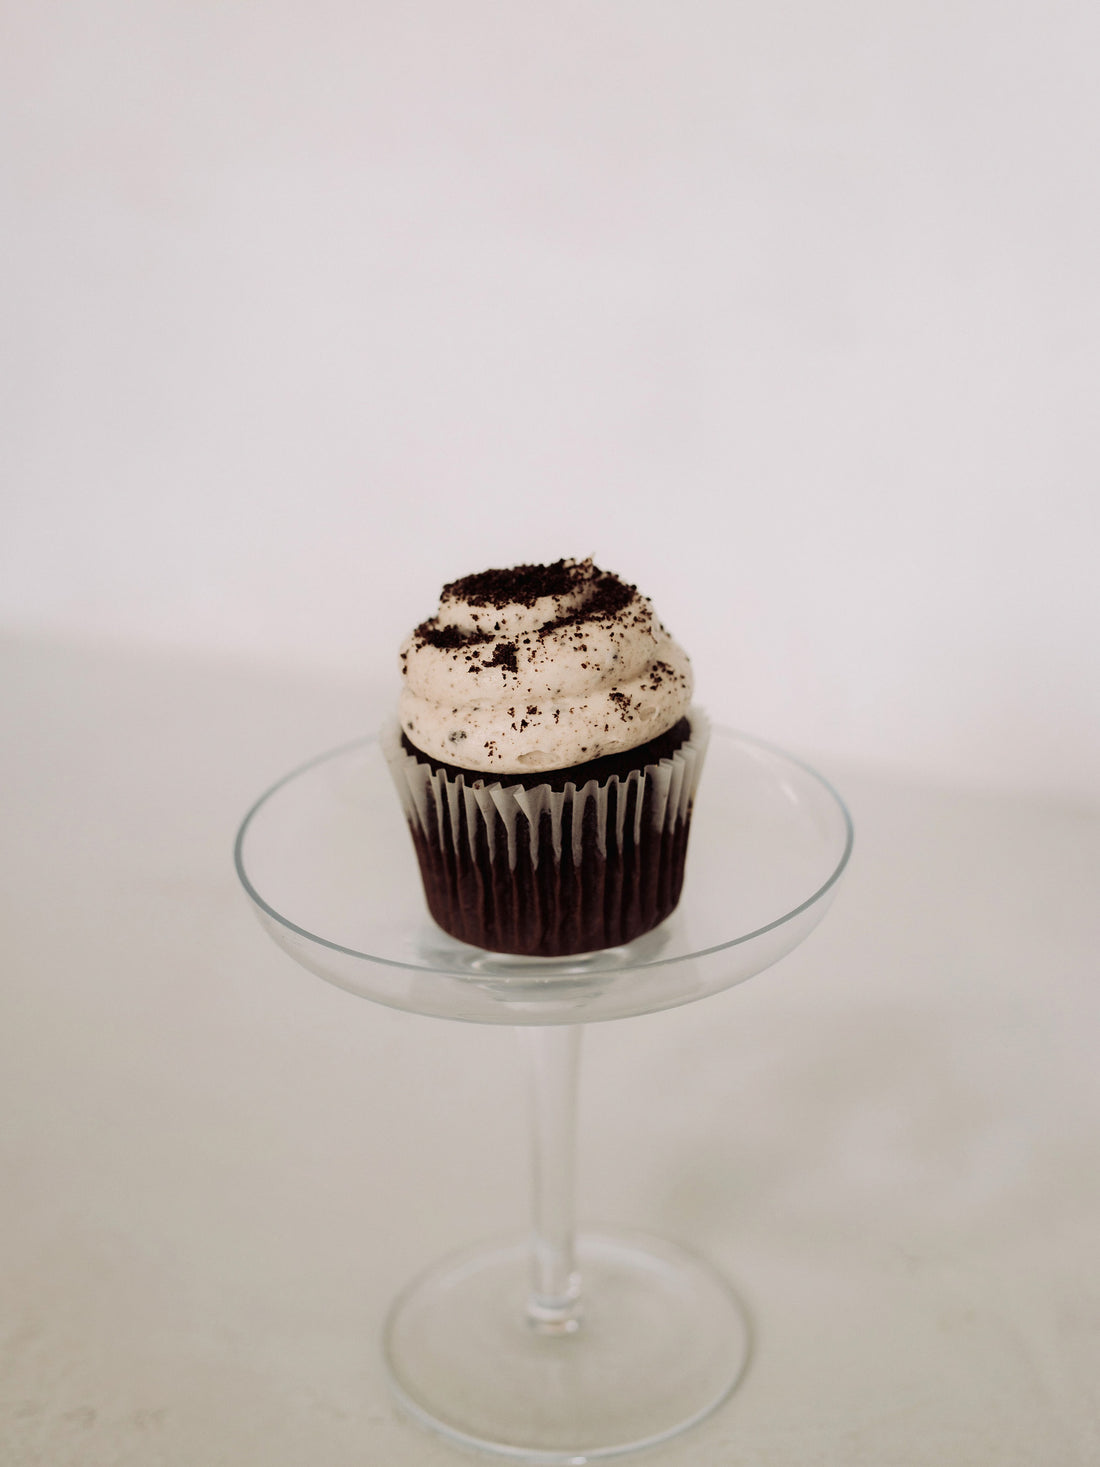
<box><xmin>383</xmin><ymin>710</ymin><xmax>710</xmax><ymax>957</ymax></box>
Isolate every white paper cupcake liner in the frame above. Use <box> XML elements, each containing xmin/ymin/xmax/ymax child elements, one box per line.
<box><xmin>382</xmin><ymin>708</ymin><xmax>709</xmax><ymax>956</ymax></box>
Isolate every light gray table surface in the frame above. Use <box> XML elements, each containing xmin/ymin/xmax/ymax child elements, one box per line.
<box><xmin>3</xmin><ymin>635</ymin><xmax>1098</xmax><ymax>1466</ymax></box>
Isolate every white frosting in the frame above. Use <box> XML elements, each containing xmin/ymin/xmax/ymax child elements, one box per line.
<box><xmin>398</xmin><ymin>558</ymin><xmax>693</xmax><ymax>775</ymax></box>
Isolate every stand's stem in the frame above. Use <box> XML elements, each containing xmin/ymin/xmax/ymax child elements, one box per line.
<box><xmin>520</xmin><ymin>1024</ymin><xmax>583</xmax><ymax>1334</ymax></box>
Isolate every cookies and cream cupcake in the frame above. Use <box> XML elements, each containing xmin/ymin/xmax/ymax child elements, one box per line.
<box><xmin>383</xmin><ymin>558</ymin><xmax>708</xmax><ymax>957</ymax></box>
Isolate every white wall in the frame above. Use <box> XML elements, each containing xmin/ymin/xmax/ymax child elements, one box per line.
<box><xmin>4</xmin><ymin>1</ymin><xmax>1098</xmax><ymax>799</ymax></box>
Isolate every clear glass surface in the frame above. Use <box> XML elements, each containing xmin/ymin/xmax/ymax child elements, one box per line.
<box><xmin>234</xmin><ymin>726</ymin><xmax>852</xmax><ymax>1461</ymax></box>
<box><xmin>234</xmin><ymin>727</ymin><xmax>853</xmax><ymax>1026</ymax></box>
<box><xmin>385</xmin><ymin>1228</ymin><xmax>751</xmax><ymax>1462</ymax></box>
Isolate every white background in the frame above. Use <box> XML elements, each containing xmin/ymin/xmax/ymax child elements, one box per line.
<box><xmin>4</xmin><ymin>0</ymin><xmax>1098</xmax><ymax>800</ymax></box>
<box><xmin>3</xmin><ymin>8</ymin><xmax>1100</xmax><ymax>1465</ymax></box>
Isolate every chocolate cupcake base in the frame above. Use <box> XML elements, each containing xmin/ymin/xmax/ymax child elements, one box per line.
<box><xmin>384</xmin><ymin>713</ymin><xmax>708</xmax><ymax>958</ymax></box>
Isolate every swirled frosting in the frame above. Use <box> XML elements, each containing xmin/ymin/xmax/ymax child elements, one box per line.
<box><xmin>398</xmin><ymin>558</ymin><xmax>693</xmax><ymax>775</ymax></box>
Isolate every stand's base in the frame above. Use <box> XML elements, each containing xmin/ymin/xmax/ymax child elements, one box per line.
<box><xmin>383</xmin><ymin>1230</ymin><xmax>751</xmax><ymax>1463</ymax></box>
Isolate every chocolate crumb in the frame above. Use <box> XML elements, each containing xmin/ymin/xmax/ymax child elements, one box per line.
<box><xmin>442</xmin><ymin>558</ymin><xmax>594</xmax><ymax>609</ymax></box>
<box><xmin>484</xmin><ymin>641</ymin><xmax>518</xmax><ymax>674</ymax></box>
<box><xmin>437</xmin><ymin>558</ymin><xmax>638</xmax><ymax>635</ymax></box>
<box><xmin>415</xmin><ymin>620</ymin><xmax>492</xmax><ymax>651</ymax></box>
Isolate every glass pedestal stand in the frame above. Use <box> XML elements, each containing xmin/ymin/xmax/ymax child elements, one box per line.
<box><xmin>235</xmin><ymin>729</ymin><xmax>852</xmax><ymax>1462</ymax></box>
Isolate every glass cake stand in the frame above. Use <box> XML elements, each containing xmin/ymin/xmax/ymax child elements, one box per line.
<box><xmin>234</xmin><ymin>727</ymin><xmax>852</xmax><ymax>1462</ymax></box>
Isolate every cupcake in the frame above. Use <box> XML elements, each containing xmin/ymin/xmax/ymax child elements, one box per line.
<box><xmin>383</xmin><ymin>558</ymin><xmax>708</xmax><ymax>957</ymax></box>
